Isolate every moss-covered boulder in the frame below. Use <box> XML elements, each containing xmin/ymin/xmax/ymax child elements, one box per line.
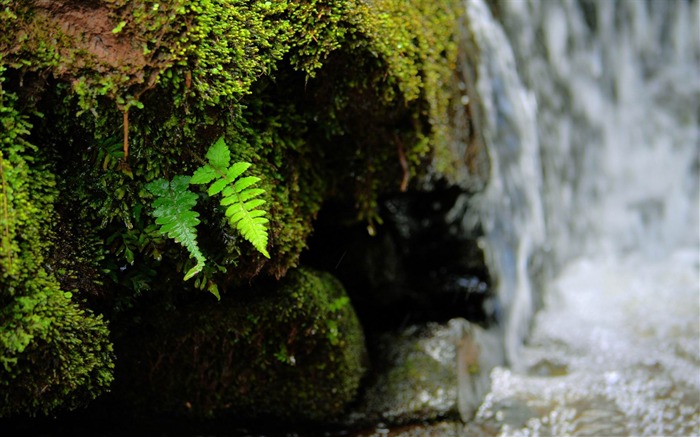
<box><xmin>0</xmin><ymin>73</ymin><xmax>113</xmax><ymax>416</ymax></box>
<box><xmin>0</xmin><ymin>0</ymin><xmax>486</xmax><ymax>419</ymax></box>
<box><xmin>112</xmin><ymin>268</ymin><xmax>367</xmax><ymax>422</ymax></box>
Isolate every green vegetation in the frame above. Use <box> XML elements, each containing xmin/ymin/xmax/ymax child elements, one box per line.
<box><xmin>114</xmin><ymin>268</ymin><xmax>367</xmax><ymax>421</ymax></box>
<box><xmin>0</xmin><ymin>0</ymin><xmax>472</xmax><ymax>419</ymax></box>
<box><xmin>188</xmin><ymin>136</ymin><xmax>270</xmax><ymax>259</ymax></box>
<box><xmin>0</xmin><ymin>66</ymin><xmax>113</xmax><ymax>416</ymax></box>
<box><xmin>146</xmin><ymin>175</ymin><xmax>207</xmax><ymax>281</ymax></box>
<box><xmin>146</xmin><ymin>136</ymin><xmax>270</xmax><ymax>288</ymax></box>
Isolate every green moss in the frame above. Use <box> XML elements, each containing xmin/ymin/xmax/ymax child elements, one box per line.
<box><xmin>0</xmin><ymin>290</ymin><xmax>115</xmax><ymax>416</ymax></box>
<box><xmin>1</xmin><ymin>0</ymin><xmax>467</xmax><ymax>287</ymax></box>
<box><xmin>0</xmin><ymin>0</ymin><xmax>473</xmax><ymax>417</ymax></box>
<box><xmin>0</xmin><ymin>65</ymin><xmax>114</xmax><ymax>416</ymax></box>
<box><xmin>115</xmin><ymin>268</ymin><xmax>367</xmax><ymax>421</ymax></box>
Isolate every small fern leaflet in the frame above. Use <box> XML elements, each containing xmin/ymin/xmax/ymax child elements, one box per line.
<box><xmin>145</xmin><ymin>175</ymin><xmax>206</xmax><ymax>280</ymax></box>
<box><xmin>190</xmin><ymin>137</ymin><xmax>270</xmax><ymax>258</ymax></box>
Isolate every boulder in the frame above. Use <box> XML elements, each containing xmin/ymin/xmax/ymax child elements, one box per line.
<box><xmin>346</xmin><ymin>318</ymin><xmax>503</xmax><ymax>426</ymax></box>
<box><xmin>112</xmin><ymin>268</ymin><xmax>367</xmax><ymax>423</ymax></box>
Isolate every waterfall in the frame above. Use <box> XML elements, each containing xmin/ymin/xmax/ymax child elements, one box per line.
<box><xmin>464</xmin><ymin>0</ymin><xmax>546</xmax><ymax>370</ymax></box>
<box><xmin>466</xmin><ymin>0</ymin><xmax>700</xmax><ymax>434</ymax></box>
<box><xmin>498</xmin><ymin>0</ymin><xmax>700</xmax><ymax>260</ymax></box>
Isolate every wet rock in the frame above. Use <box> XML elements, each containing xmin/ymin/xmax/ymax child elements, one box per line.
<box><xmin>111</xmin><ymin>268</ymin><xmax>367</xmax><ymax>423</ymax></box>
<box><xmin>346</xmin><ymin>318</ymin><xmax>503</xmax><ymax>427</ymax></box>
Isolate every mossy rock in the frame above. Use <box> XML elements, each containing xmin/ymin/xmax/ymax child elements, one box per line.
<box><xmin>0</xmin><ymin>0</ymin><xmax>485</xmax><ymax>419</ymax></box>
<box><xmin>0</xmin><ymin>291</ymin><xmax>114</xmax><ymax>417</ymax></box>
<box><xmin>0</xmin><ymin>79</ymin><xmax>114</xmax><ymax>417</ymax></box>
<box><xmin>1</xmin><ymin>0</ymin><xmax>480</xmax><ymax>297</ymax></box>
<box><xmin>113</xmin><ymin>268</ymin><xmax>367</xmax><ymax>422</ymax></box>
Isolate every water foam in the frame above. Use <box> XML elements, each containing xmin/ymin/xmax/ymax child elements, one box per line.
<box><xmin>477</xmin><ymin>250</ymin><xmax>699</xmax><ymax>436</ymax></box>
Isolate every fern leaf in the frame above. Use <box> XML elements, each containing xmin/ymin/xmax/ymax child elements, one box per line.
<box><xmin>228</xmin><ymin>206</ymin><xmax>270</xmax><ymax>258</ymax></box>
<box><xmin>221</xmin><ymin>187</ymin><xmax>264</xmax><ymax>205</ymax></box>
<box><xmin>146</xmin><ymin>176</ymin><xmax>206</xmax><ymax>280</ymax></box>
<box><xmin>232</xmin><ymin>176</ymin><xmax>260</xmax><ymax>192</ymax></box>
<box><xmin>226</xmin><ymin>162</ymin><xmax>251</xmax><ymax>180</ymax></box>
<box><xmin>206</xmin><ymin>136</ymin><xmax>231</xmax><ymax>169</ymax></box>
<box><xmin>207</xmin><ymin>178</ymin><xmax>229</xmax><ymax>196</ymax></box>
<box><xmin>190</xmin><ymin>165</ymin><xmax>217</xmax><ymax>185</ymax></box>
<box><xmin>238</xmin><ymin>188</ymin><xmax>265</xmax><ymax>202</ymax></box>
<box><xmin>190</xmin><ymin>137</ymin><xmax>271</xmax><ymax>258</ymax></box>
<box><xmin>243</xmin><ymin>198</ymin><xmax>266</xmax><ymax>210</ymax></box>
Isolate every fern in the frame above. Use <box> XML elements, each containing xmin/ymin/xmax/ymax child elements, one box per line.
<box><xmin>145</xmin><ymin>175</ymin><xmax>206</xmax><ymax>281</ymax></box>
<box><xmin>145</xmin><ymin>137</ymin><xmax>270</xmax><ymax>286</ymax></box>
<box><xmin>190</xmin><ymin>136</ymin><xmax>270</xmax><ymax>258</ymax></box>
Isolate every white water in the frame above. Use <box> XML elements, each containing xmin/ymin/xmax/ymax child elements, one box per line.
<box><xmin>468</xmin><ymin>0</ymin><xmax>700</xmax><ymax>435</ymax></box>
<box><xmin>466</xmin><ymin>0</ymin><xmax>546</xmax><ymax>370</ymax></box>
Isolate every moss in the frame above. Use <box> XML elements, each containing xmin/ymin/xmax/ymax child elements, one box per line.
<box><xmin>0</xmin><ymin>291</ymin><xmax>115</xmax><ymax>416</ymax></box>
<box><xmin>1</xmin><ymin>0</ymin><xmax>469</xmax><ymax>287</ymax></box>
<box><xmin>114</xmin><ymin>268</ymin><xmax>367</xmax><ymax>421</ymax></box>
<box><xmin>0</xmin><ymin>0</ymin><xmax>476</xmax><ymax>418</ymax></box>
<box><xmin>0</xmin><ymin>65</ymin><xmax>114</xmax><ymax>416</ymax></box>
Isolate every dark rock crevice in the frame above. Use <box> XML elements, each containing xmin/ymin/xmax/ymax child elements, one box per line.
<box><xmin>302</xmin><ymin>182</ymin><xmax>497</xmax><ymax>335</ymax></box>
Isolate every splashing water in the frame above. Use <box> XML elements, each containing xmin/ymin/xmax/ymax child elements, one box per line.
<box><xmin>468</xmin><ymin>0</ymin><xmax>700</xmax><ymax>435</ymax></box>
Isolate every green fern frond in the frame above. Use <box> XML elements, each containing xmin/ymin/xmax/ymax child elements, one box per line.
<box><xmin>190</xmin><ymin>137</ymin><xmax>270</xmax><ymax>258</ymax></box>
<box><xmin>145</xmin><ymin>175</ymin><xmax>206</xmax><ymax>280</ymax></box>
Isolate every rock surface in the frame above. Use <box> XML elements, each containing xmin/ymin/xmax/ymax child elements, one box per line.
<box><xmin>112</xmin><ymin>268</ymin><xmax>367</xmax><ymax>422</ymax></box>
<box><xmin>346</xmin><ymin>318</ymin><xmax>503</xmax><ymax>427</ymax></box>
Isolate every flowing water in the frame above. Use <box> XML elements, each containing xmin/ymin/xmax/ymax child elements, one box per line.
<box><xmin>468</xmin><ymin>0</ymin><xmax>700</xmax><ymax>435</ymax></box>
